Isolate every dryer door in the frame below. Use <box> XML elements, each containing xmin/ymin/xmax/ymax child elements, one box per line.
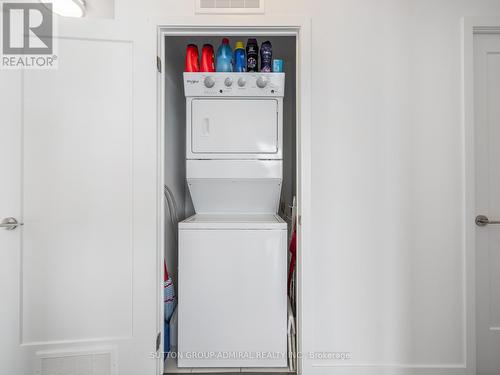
<box><xmin>190</xmin><ymin>99</ymin><xmax>280</xmax><ymax>157</ymax></box>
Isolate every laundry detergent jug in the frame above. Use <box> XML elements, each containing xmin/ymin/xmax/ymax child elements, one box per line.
<box><xmin>216</xmin><ymin>38</ymin><xmax>233</xmax><ymax>72</ymax></box>
<box><xmin>233</xmin><ymin>41</ymin><xmax>246</xmax><ymax>72</ymax></box>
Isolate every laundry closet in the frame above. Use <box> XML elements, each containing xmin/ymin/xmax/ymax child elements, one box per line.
<box><xmin>161</xmin><ymin>33</ymin><xmax>298</xmax><ymax>373</ymax></box>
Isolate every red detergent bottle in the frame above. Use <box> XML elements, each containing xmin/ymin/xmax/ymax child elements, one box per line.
<box><xmin>200</xmin><ymin>44</ymin><xmax>215</xmax><ymax>72</ymax></box>
<box><xmin>185</xmin><ymin>44</ymin><xmax>200</xmax><ymax>72</ymax></box>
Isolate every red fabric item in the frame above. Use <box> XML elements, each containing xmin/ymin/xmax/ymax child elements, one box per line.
<box><xmin>164</xmin><ymin>260</ymin><xmax>168</xmax><ymax>281</ymax></box>
<box><xmin>288</xmin><ymin>229</ymin><xmax>297</xmax><ymax>293</ymax></box>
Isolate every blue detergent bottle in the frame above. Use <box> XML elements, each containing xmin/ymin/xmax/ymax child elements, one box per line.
<box><xmin>233</xmin><ymin>41</ymin><xmax>246</xmax><ymax>72</ymax></box>
<box><xmin>216</xmin><ymin>38</ymin><xmax>233</xmax><ymax>72</ymax></box>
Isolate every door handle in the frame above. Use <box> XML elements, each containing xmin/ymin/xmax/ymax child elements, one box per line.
<box><xmin>0</xmin><ymin>217</ymin><xmax>23</xmax><ymax>230</ymax></box>
<box><xmin>202</xmin><ymin>118</ymin><xmax>210</xmax><ymax>136</ymax></box>
<box><xmin>476</xmin><ymin>215</ymin><xmax>500</xmax><ymax>227</ymax></box>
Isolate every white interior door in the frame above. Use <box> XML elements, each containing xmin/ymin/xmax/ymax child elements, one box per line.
<box><xmin>474</xmin><ymin>32</ymin><xmax>500</xmax><ymax>375</ymax></box>
<box><xmin>0</xmin><ymin>17</ymin><xmax>158</xmax><ymax>375</ymax></box>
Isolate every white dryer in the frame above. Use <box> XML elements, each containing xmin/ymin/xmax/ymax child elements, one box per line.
<box><xmin>178</xmin><ymin>73</ymin><xmax>287</xmax><ymax>368</ymax></box>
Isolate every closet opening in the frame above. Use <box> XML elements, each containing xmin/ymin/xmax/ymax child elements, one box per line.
<box><xmin>159</xmin><ymin>28</ymin><xmax>300</xmax><ymax>375</ymax></box>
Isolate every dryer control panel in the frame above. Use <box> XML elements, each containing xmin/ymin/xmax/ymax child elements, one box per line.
<box><xmin>184</xmin><ymin>72</ymin><xmax>285</xmax><ymax>97</ymax></box>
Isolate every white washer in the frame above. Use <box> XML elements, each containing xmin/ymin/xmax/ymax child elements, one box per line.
<box><xmin>178</xmin><ymin>73</ymin><xmax>287</xmax><ymax>368</ymax></box>
<box><xmin>178</xmin><ymin>214</ymin><xmax>287</xmax><ymax>368</ymax></box>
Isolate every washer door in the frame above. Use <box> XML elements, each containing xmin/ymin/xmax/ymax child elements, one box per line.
<box><xmin>191</xmin><ymin>99</ymin><xmax>278</xmax><ymax>154</ymax></box>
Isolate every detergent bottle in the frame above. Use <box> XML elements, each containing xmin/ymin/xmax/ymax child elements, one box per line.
<box><xmin>260</xmin><ymin>41</ymin><xmax>272</xmax><ymax>72</ymax></box>
<box><xmin>233</xmin><ymin>41</ymin><xmax>246</xmax><ymax>72</ymax></box>
<box><xmin>246</xmin><ymin>38</ymin><xmax>259</xmax><ymax>72</ymax></box>
<box><xmin>200</xmin><ymin>44</ymin><xmax>215</xmax><ymax>72</ymax></box>
<box><xmin>215</xmin><ymin>38</ymin><xmax>233</xmax><ymax>72</ymax></box>
<box><xmin>184</xmin><ymin>44</ymin><xmax>199</xmax><ymax>72</ymax></box>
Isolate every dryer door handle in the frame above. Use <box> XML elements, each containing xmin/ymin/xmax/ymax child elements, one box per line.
<box><xmin>202</xmin><ymin>118</ymin><xmax>210</xmax><ymax>136</ymax></box>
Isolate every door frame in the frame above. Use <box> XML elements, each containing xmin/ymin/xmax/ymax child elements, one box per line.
<box><xmin>462</xmin><ymin>16</ymin><xmax>500</xmax><ymax>375</ymax></box>
<box><xmin>156</xmin><ymin>18</ymin><xmax>312</xmax><ymax>375</ymax></box>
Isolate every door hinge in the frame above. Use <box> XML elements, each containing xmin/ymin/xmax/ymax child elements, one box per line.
<box><xmin>156</xmin><ymin>331</ymin><xmax>161</xmax><ymax>352</ymax></box>
<box><xmin>156</xmin><ymin>56</ymin><xmax>161</xmax><ymax>73</ymax></box>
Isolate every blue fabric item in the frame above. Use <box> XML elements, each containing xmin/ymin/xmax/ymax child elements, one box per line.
<box><xmin>164</xmin><ymin>261</ymin><xmax>176</xmax><ymax>356</ymax></box>
<box><xmin>164</xmin><ymin>321</ymin><xmax>170</xmax><ymax>353</ymax></box>
<box><xmin>164</xmin><ymin>275</ymin><xmax>176</xmax><ymax>322</ymax></box>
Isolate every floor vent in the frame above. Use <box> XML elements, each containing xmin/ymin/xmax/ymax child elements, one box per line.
<box><xmin>196</xmin><ymin>0</ymin><xmax>264</xmax><ymax>14</ymax></box>
<box><xmin>36</xmin><ymin>348</ymin><xmax>116</xmax><ymax>375</ymax></box>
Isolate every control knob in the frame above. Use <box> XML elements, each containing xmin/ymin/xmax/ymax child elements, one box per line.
<box><xmin>256</xmin><ymin>76</ymin><xmax>268</xmax><ymax>88</ymax></box>
<box><xmin>237</xmin><ymin>77</ymin><xmax>246</xmax><ymax>87</ymax></box>
<box><xmin>224</xmin><ymin>77</ymin><xmax>233</xmax><ymax>87</ymax></box>
<box><xmin>204</xmin><ymin>76</ymin><xmax>215</xmax><ymax>88</ymax></box>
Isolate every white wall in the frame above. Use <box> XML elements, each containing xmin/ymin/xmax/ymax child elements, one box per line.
<box><xmin>119</xmin><ymin>0</ymin><xmax>500</xmax><ymax>372</ymax></box>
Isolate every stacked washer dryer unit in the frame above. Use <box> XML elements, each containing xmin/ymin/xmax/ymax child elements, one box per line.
<box><xmin>178</xmin><ymin>72</ymin><xmax>287</xmax><ymax>368</ymax></box>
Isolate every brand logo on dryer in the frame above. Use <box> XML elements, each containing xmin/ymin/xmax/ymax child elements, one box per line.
<box><xmin>186</xmin><ymin>79</ymin><xmax>200</xmax><ymax>84</ymax></box>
